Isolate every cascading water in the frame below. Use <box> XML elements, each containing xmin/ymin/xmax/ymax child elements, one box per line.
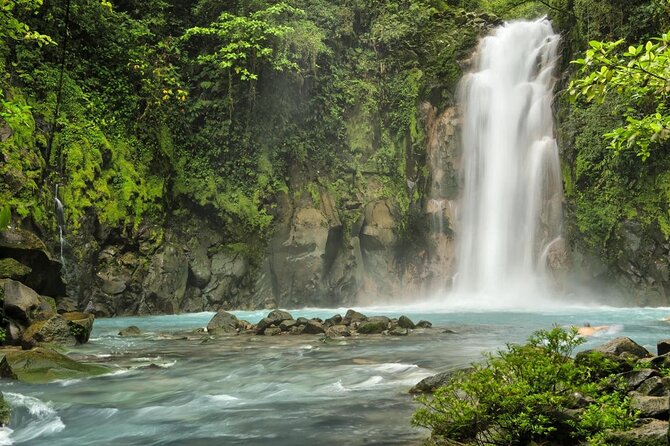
<box><xmin>54</xmin><ymin>184</ymin><xmax>65</xmax><ymax>264</ymax></box>
<box><xmin>454</xmin><ymin>19</ymin><xmax>563</xmax><ymax>305</ymax></box>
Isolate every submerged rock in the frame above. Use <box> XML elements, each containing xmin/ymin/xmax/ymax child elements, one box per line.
<box><xmin>119</xmin><ymin>326</ymin><xmax>142</xmax><ymax>337</ymax></box>
<box><xmin>2</xmin><ymin>347</ymin><xmax>109</xmax><ymax>383</ymax></box>
<box><xmin>416</xmin><ymin>320</ymin><xmax>432</xmax><ymax>328</ymax></box>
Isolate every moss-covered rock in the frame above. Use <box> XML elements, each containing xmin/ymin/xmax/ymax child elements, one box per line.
<box><xmin>2</xmin><ymin>347</ymin><xmax>109</xmax><ymax>383</ymax></box>
<box><xmin>358</xmin><ymin>321</ymin><xmax>387</xmax><ymax>334</ymax></box>
<box><xmin>21</xmin><ymin>315</ymin><xmax>77</xmax><ymax>348</ymax></box>
<box><xmin>0</xmin><ymin>258</ymin><xmax>31</xmax><ymax>280</ymax></box>
<box><xmin>0</xmin><ymin>392</ymin><xmax>10</xmax><ymax>427</ymax></box>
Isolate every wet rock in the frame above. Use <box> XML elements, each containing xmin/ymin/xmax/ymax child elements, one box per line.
<box><xmin>358</xmin><ymin>320</ymin><xmax>387</xmax><ymax>334</ymax></box>
<box><xmin>302</xmin><ymin>319</ymin><xmax>325</xmax><ymax>334</ymax></box>
<box><xmin>206</xmin><ymin>310</ymin><xmax>239</xmax><ymax>334</ymax></box>
<box><xmin>21</xmin><ymin>315</ymin><xmax>77</xmax><ymax>348</ymax></box>
<box><xmin>0</xmin><ymin>258</ymin><xmax>31</xmax><ymax>280</ymax></box>
<box><xmin>263</xmin><ymin>327</ymin><xmax>282</xmax><ymax>336</ymax></box>
<box><xmin>62</xmin><ymin>312</ymin><xmax>94</xmax><ymax>343</ymax></box>
<box><xmin>344</xmin><ymin>309</ymin><xmax>367</xmax><ymax>323</ymax></box>
<box><xmin>606</xmin><ymin>418</ymin><xmax>669</xmax><ymax>446</ymax></box>
<box><xmin>389</xmin><ymin>327</ymin><xmax>408</xmax><ymax>336</ymax></box>
<box><xmin>2</xmin><ymin>279</ymin><xmax>40</xmax><ymax>324</ymax></box>
<box><xmin>657</xmin><ymin>340</ymin><xmax>670</xmax><ymax>356</ymax></box>
<box><xmin>56</xmin><ymin>296</ymin><xmax>78</xmax><ymax>314</ymax></box>
<box><xmin>397</xmin><ymin>315</ymin><xmax>416</xmax><ymax>329</ymax></box>
<box><xmin>410</xmin><ymin>369</ymin><xmax>466</xmax><ymax>394</ymax></box>
<box><xmin>2</xmin><ymin>347</ymin><xmax>109</xmax><ymax>383</ymax></box>
<box><xmin>595</xmin><ymin>337</ymin><xmax>651</xmax><ymax>358</ymax></box>
<box><xmin>141</xmin><ymin>243</ymin><xmax>189</xmax><ymax>314</ymax></box>
<box><xmin>279</xmin><ymin>319</ymin><xmax>298</xmax><ymax>331</ymax></box>
<box><xmin>416</xmin><ymin>320</ymin><xmax>433</xmax><ymax>328</ymax></box>
<box><xmin>296</xmin><ymin>317</ymin><xmax>309</xmax><ymax>326</ymax></box>
<box><xmin>325</xmin><ymin>325</ymin><xmax>351</xmax><ymax>338</ymax></box>
<box><xmin>267</xmin><ymin>309</ymin><xmax>293</xmax><ymax>324</ymax></box>
<box><xmin>630</xmin><ymin>393</ymin><xmax>670</xmax><ymax>419</ymax></box>
<box><xmin>119</xmin><ymin>326</ymin><xmax>142</xmax><ymax>337</ymax></box>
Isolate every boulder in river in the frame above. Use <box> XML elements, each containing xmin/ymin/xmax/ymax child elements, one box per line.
<box><xmin>62</xmin><ymin>312</ymin><xmax>94</xmax><ymax>343</ymax></box>
<box><xmin>343</xmin><ymin>309</ymin><xmax>367</xmax><ymax>324</ymax></box>
<box><xmin>279</xmin><ymin>319</ymin><xmax>298</xmax><ymax>331</ymax></box>
<box><xmin>263</xmin><ymin>327</ymin><xmax>282</xmax><ymax>336</ymax></box>
<box><xmin>358</xmin><ymin>320</ymin><xmax>387</xmax><ymax>334</ymax></box>
<box><xmin>325</xmin><ymin>325</ymin><xmax>351</xmax><ymax>338</ymax></box>
<box><xmin>206</xmin><ymin>310</ymin><xmax>239</xmax><ymax>334</ymax></box>
<box><xmin>267</xmin><ymin>309</ymin><xmax>293</xmax><ymax>324</ymax></box>
<box><xmin>397</xmin><ymin>315</ymin><xmax>416</xmax><ymax>329</ymax></box>
<box><xmin>302</xmin><ymin>319</ymin><xmax>325</xmax><ymax>334</ymax></box>
<box><xmin>416</xmin><ymin>320</ymin><xmax>432</xmax><ymax>328</ymax></box>
<box><xmin>21</xmin><ymin>315</ymin><xmax>77</xmax><ymax>348</ymax></box>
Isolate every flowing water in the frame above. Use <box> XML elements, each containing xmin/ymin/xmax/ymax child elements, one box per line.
<box><xmin>54</xmin><ymin>184</ymin><xmax>65</xmax><ymax>265</ymax></box>
<box><xmin>2</xmin><ymin>306</ymin><xmax>670</xmax><ymax>445</ymax></box>
<box><xmin>456</xmin><ymin>19</ymin><xmax>562</xmax><ymax>303</ymax></box>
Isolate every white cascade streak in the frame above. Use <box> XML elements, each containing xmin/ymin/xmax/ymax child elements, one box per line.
<box><xmin>455</xmin><ymin>19</ymin><xmax>562</xmax><ymax>304</ymax></box>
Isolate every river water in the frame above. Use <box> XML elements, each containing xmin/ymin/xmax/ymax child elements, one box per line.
<box><xmin>2</xmin><ymin>305</ymin><xmax>670</xmax><ymax>445</ymax></box>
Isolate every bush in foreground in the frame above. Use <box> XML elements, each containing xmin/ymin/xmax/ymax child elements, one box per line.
<box><xmin>412</xmin><ymin>326</ymin><xmax>638</xmax><ymax>445</ymax></box>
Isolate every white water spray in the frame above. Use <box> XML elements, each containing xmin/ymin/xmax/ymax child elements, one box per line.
<box><xmin>454</xmin><ymin>19</ymin><xmax>563</xmax><ymax>305</ymax></box>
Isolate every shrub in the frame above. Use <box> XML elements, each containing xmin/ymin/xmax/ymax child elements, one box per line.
<box><xmin>412</xmin><ymin>326</ymin><xmax>637</xmax><ymax>445</ymax></box>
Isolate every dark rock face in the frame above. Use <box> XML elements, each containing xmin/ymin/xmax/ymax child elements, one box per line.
<box><xmin>416</xmin><ymin>320</ymin><xmax>433</xmax><ymax>328</ymax></box>
<box><xmin>0</xmin><ymin>228</ymin><xmax>65</xmax><ymax>297</ymax></box>
<box><xmin>657</xmin><ymin>340</ymin><xmax>670</xmax><ymax>356</ymax></box>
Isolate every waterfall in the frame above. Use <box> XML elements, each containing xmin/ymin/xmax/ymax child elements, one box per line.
<box><xmin>54</xmin><ymin>184</ymin><xmax>65</xmax><ymax>264</ymax></box>
<box><xmin>454</xmin><ymin>19</ymin><xmax>563</xmax><ymax>304</ymax></box>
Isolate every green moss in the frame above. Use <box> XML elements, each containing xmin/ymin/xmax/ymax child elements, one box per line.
<box><xmin>2</xmin><ymin>347</ymin><xmax>110</xmax><ymax>384</ymax></box>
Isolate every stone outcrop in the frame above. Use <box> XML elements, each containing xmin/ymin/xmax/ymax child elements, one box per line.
<box><xmin>202</xmin><ymin>309</ymin><xmax>428</xmax><ymax>339</ymax></box>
